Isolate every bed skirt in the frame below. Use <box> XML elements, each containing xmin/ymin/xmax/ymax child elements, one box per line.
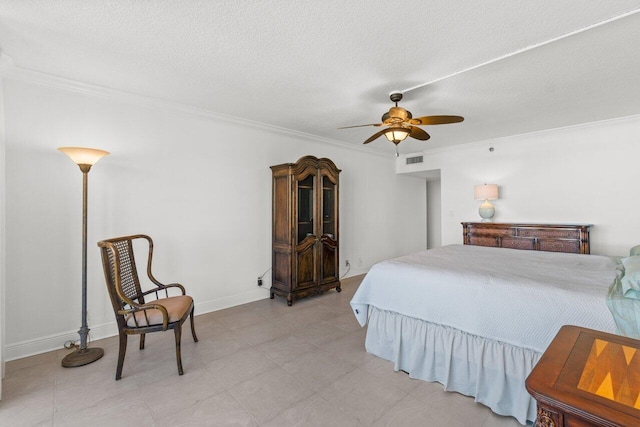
<box><xmin>366</xmin><ymin>306</ymin><xmax>540</xmax><ymax>425</ymax></box>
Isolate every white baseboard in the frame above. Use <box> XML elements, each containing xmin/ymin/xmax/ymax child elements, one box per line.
<box><xmin>194</xmin><ymin>288</ymin><xmax>269</xmax><ymax>315</ymax></box>
<box><xmin>5</xmin><ymin>321</ymin><xmax>119</xmax><ymax>362</ymax></box>
<box><xmin>5</xmin><ymin>289</ymin><xmax>270</xmax><ymax>361</ymax></box>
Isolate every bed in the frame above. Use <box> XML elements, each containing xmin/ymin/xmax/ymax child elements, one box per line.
<box><xmin>350</xmin><ymin>244</ymin><xmax>623</xmax><ymax>424</ymax></box>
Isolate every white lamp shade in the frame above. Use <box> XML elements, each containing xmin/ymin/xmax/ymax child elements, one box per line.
<box><xmin>474</xmin><ymin>184</ymin><xmax>498</xmax><ymax>200</ymax></box>
<box><xmin>384</xmin><ymin>128</ymin><xmax>410</xmax><ymax>143</ymax></box>
<box><xmin>58</xmin><ymin>147</ymin><xmax>109</xmax><ymax>166</ymax></box>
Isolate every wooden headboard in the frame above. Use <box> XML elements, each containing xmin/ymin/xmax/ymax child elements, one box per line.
<box><xmin>461</xmin><ymin>222</ymin><xmax>591</xmax><ymax>254</ymax></box>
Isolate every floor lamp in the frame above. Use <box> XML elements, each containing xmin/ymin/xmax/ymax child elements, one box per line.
<box><xmin>59</xmin><ymin>146</ymin><xmax>109</xmax><ymax>367</ymax></box>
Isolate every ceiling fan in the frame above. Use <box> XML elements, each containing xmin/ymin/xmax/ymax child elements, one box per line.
<box><xmin>339</xmin><ymin>92</ymin><xmax>464</xmax><ymax>145</ymax></box>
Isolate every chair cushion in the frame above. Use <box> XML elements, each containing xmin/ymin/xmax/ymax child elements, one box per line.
<box><xmin>125</xmin><ymin>295</ymin><xmax>193</xmax><ymax>327</ymax></box>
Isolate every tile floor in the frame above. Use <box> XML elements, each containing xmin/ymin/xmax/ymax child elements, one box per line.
<box><xmin>1</xmin><ymin>275</ymin><xmax>523</xmax><ymax>426</ymax></box>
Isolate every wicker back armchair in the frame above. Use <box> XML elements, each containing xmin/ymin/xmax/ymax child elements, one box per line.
<box><xmin>98</xmin><ymin>234</ymin><xmax>198</xmax><ymax>380</ymax></box>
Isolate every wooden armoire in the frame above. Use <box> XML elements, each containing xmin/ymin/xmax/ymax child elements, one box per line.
<box><xmin>270</xmin><ymin>156</ymin><xmax>341</xmax><ymax>306</ymax></box>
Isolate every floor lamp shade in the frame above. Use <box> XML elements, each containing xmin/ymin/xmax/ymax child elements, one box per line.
<box><xmin>59</xmin><ymin>146</ymin><xmax>109</xmax><ymax>368</ymax></box>
<box><xmin>474</xmin><ymin>184</ymin><xmax>499</xmax><ymax>222</ymax></box>
<box><xmin>58</xmin><ymin>147</ymin><xmax>109</xmax><ymax>170</ymax></box>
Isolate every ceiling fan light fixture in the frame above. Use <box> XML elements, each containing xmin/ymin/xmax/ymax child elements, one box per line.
<box><xmin>384</xmin><ymin>127</ymin><xmax>410</xmax><ymax>144</ymax></box>
<box><xmin>339</xmin><ymin>91</ymin><xmax>462</xmax><ymax>147</ymax></box>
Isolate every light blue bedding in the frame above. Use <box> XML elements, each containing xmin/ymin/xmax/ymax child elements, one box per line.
<box><xmin>351</xmin><ymin>244</ymin><xmax>618</xmax><ymax>353</ymax></box>
<box><xmin>351</xmin><ymin>244</ymin><xmax>621</xmax><ymax>425</ymax></box>
<box><xmin>607</xmin><ymin>256</ymin><xmax>640</xmax><ymax>339</ymax></box>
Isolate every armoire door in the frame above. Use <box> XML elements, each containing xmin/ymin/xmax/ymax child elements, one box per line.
<box><xmin>294</xmin><ymin>172</ymin><xmax>317</xmax><ymax>290</ymax></box>
<box><xmin>319</xmin><ymin>173</ymin><xmax>338</xmax><ymax>284</ymax></box>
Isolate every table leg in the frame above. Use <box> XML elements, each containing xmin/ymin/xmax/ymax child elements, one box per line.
<box><xmin>535</xmin><ymin>405</ymin><xmax>561</xmax><ymax>427</ymax></box>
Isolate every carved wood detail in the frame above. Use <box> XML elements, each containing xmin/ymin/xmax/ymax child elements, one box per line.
<box><xmin>462</xmin><ymin>222</ymin><xmax>591</xmax><ymax>254</ymax></box>
<box><xmin>536</xmin><ymin>406</ymin><xmax>559</xmax><ymax>427</ymax></box>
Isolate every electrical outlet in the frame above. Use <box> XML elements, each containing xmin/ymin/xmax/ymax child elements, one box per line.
<box><xmin>345</xmin><ymin>260</ymin><xmax>350</xmax><ymax>267</ymax></box>
<box><xmin>257</xmin><ymin>277</ymin><xmax>263</xmax><ymax>286</ymax></box>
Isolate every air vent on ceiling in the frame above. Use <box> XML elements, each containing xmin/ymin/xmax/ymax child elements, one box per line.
<box><xmin>406</xmin><ymin>155</ymin><xmax>423</xmax><ymax>165</ymax></box>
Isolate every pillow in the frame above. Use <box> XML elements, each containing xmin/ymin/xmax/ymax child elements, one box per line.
<box><xmin>621</xmin><ymin>256</ymin><xmax>640</xmax><ymax>299</ymax></box>
<box><xmin>630</xmin><ymin>245</ymin><xmax>640</xmax><ymax>257</ymax></box>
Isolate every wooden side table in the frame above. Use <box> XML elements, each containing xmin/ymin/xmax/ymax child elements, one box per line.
<box><xmin>526</xmin><ymin>325</ymin><xmax>640</xmax><ymax>426</ymax></box>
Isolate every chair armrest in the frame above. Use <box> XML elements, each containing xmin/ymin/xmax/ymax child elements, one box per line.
<box><xmin>139</xmin><ymin>283</ymin><xmax>186</xmax><ymax>299</ymax></box>
<box><xmin>119</xmin><ymin>302</ymin><xmax>170</xmax><ymax>330</ymax></box>
<box><xmin>160</xmin><ymin>283</ymin><xmax>186</xmax><ymax>294</ymax></box>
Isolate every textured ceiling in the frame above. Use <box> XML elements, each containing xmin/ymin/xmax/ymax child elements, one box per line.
<box><xmin>1</xmin><ymin>1</ymin><xmax>640</xmax><ymax>155</ymax></box>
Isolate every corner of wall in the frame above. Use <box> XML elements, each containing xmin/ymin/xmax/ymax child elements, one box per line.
<box><xmin>0</xmin><ymin>64</ymin><xmax>7</xmax><ymax>391</ymax></box>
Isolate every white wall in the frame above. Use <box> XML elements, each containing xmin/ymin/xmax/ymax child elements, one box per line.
<box><xmin>426</xmin><ymin>179</ymin><xmax>441</xmax><ymax>249</ymax></box>
<box><xmin>1</xmin><ymin>75</ymin><xmax>426</xmax><ymax>360</ymax></box>
<box><xmin>398</xmin><ymin>115</ymin><xmax>640</xmax><ymax>256</ymax></box>
<box><xmin>0</xmin><ymin>66</ymin><xmax>6</xmax><ymax>396</ymax></box>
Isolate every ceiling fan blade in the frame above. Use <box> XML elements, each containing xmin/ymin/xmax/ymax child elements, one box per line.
<box><xmin>409</xmin><ymin>115</ymin><xmax>464</xmax><ymax>125</ymax></box>
<box><xmin>409</xmin><ymin>126</ymin><xmax>430</xmax><ymax>141</ymax></box>
<box><xmin>363</xmin><ymin>128</ymin><xmax>388</xmax><ymax>144</ymax></box>
<box><xmin>338</xmin><ymin>123</ymin><xmax>382</xmax><ymax>129</ymax></box>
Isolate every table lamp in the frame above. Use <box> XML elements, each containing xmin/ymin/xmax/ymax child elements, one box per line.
<box><xmin>474</xmin><ymin>184</ymin><xmax>499</xmax><ymax>222</ymax></box>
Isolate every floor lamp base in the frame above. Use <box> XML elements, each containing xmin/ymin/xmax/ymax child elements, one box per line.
<box><xmin>61</xmin><ymin>347</ymin><xmax>104</xmax><ymax>368</ymax></box>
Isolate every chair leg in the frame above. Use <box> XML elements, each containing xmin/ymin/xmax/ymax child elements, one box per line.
<box><xmin>174</xmin><ymin>325</ymin><xmax>184</xmax><ymax>375</ymax></box>
<box><xmin>189</xmin><ymin>307</ymin><xmax>198</xmax><ymax>343</ymax></box>
<box><xmin>140</xmin><ymin>333</ymin><xmax>145</xmax><ymax>350</ymax></box>
<box><xmin>116</xmin><ymin>332</ymin><xmax>128</xmax><ymax>381</ymax></box>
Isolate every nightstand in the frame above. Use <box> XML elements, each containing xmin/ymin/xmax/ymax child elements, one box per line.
<box><xmin>526</xmin><ymin>325</ymin><xmax>640</xmax><ymax>426</ymax></box>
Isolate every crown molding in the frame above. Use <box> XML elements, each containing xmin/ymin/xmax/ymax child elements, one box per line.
<box><xmin>406</xmin><ymin>113</ymin><xmax>640</xmax><ymax>158</ymax></box>
<box><xmin>0</xmin><ymin>52</ymin><xmax>388</xmax><ymax>158</ymax></box>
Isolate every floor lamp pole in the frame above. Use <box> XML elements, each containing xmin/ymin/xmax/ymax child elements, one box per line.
<box><xmin>78</xmin><ymin>168</ymin><xmax>92</xmax><ymax>351</ymax></box>
<box><xmin>59</xmin><ymin>147</ymin><xmax>109</xmax><ymax>368</ymax></box>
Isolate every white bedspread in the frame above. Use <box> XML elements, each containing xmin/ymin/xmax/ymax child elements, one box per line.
<box><xmin>351</xmin><ymin>244</ymin><xmax>619</xmax><ymax>353</ymax></box>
